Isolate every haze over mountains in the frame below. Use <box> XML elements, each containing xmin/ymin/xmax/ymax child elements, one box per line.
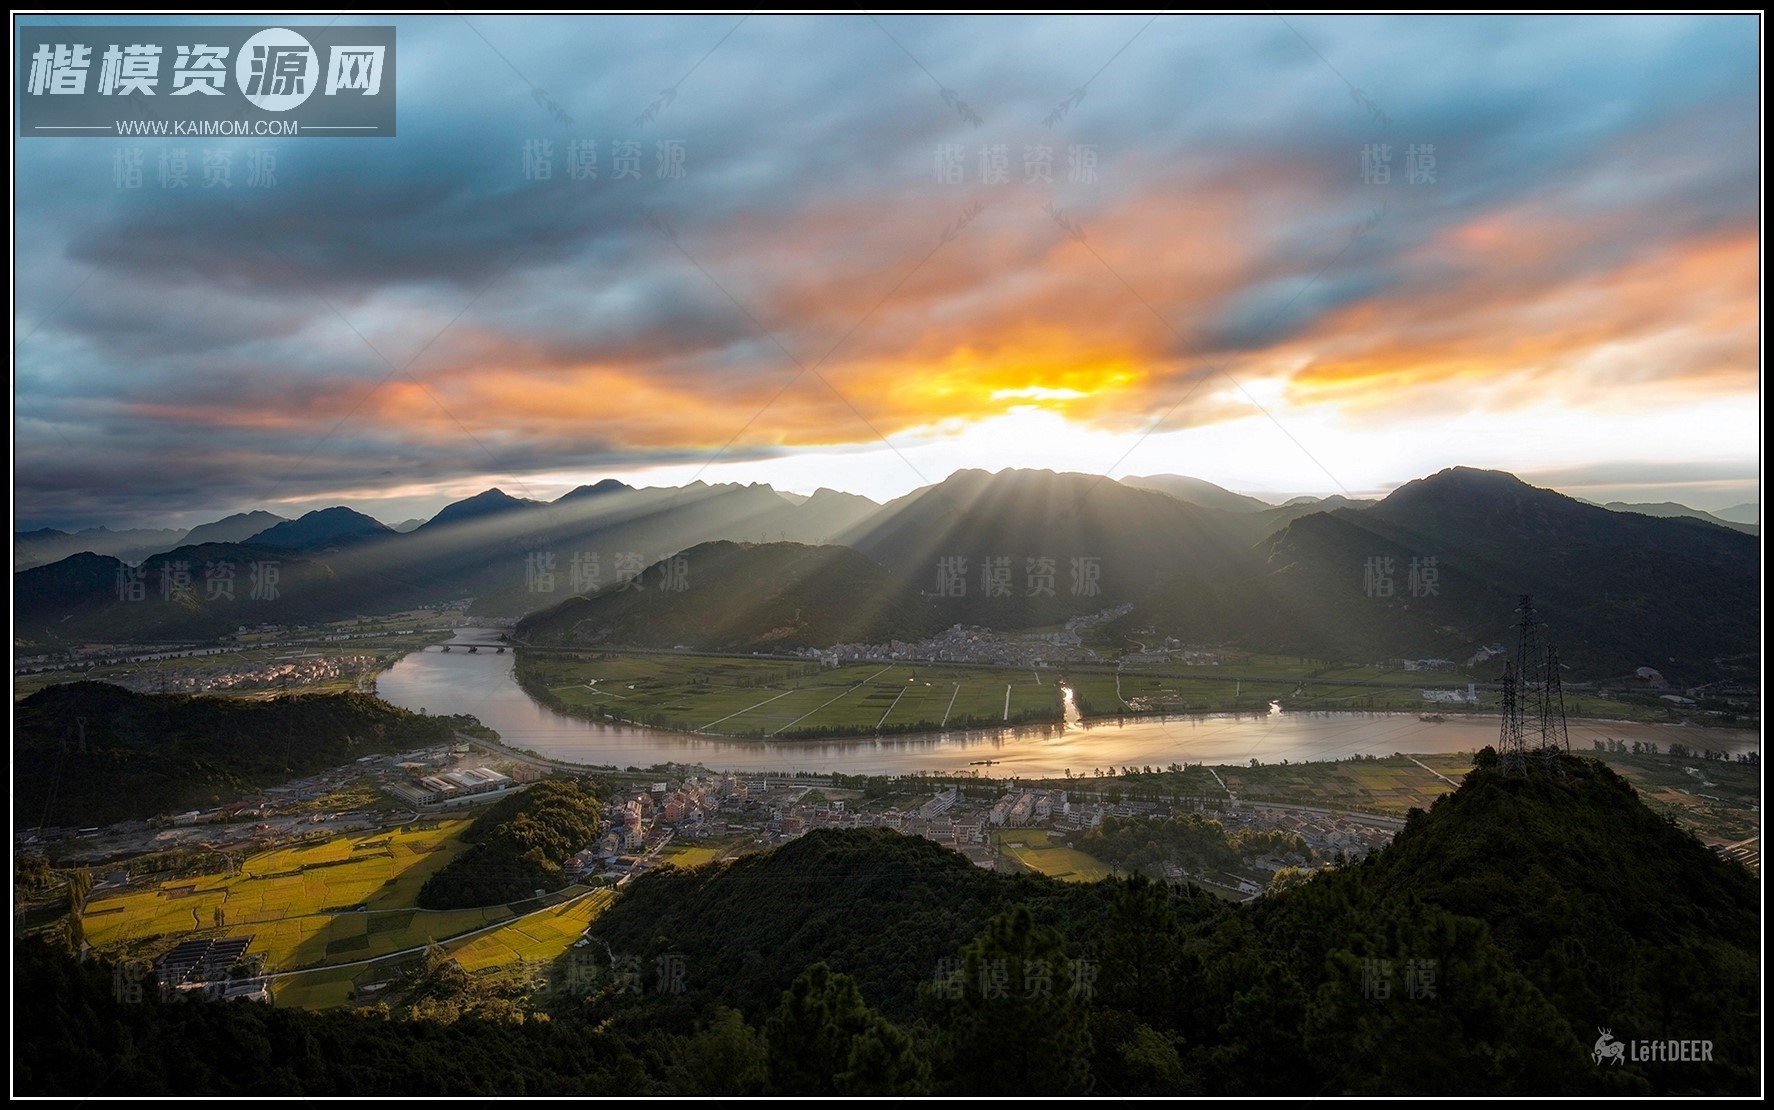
<box><xmin>13</xmin><ymin>514</ymin><xmax>292</xmax><ymax>572</ymax></box>
<box><xmin>20</xmin><ymin>476</ymin><xmax>1750</xmax><ymax>571</ymax></box>
<box><xmin>1116</xmin><ymin>468</ymin><xmax>1758</xmax><ymax>681</ymax></box>
<box><xmin>14</xmin><ymin>526</ymin><xmax>192</xmax><ymax>573</ymax></box>
<box><xmin>517</xmin><ymin>540</ymin><xmax>948</xmax><ymax>652</ymax></box>
<box><xmin>14</xmin><ymin>468</ymin><xmax>1758</xmax><ymax>684</ymax></box>
<box><xmin>1591</xmin><ymin>501</ymin><xmax>1756</xmax><ymax>536</ymax></box>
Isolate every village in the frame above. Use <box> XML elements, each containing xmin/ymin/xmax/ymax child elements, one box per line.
<box><xmin>102</xmin><ymin>653</ymin><xmax>383</xmax><ymax>695</ymax></box>
<box><xmin>808</xmin><ymin>605</ymin><xmax>1136</xmax><ymax>669</ymax></box>
<box><xmin>561</xmin><ymin>769</ymin><xmax>1399</xmax><ymax>899</ymax></box>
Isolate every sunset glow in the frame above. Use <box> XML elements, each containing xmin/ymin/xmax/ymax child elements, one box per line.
<box><xmin>13</xmin><ymin>13</ymin><xmax>1758</xmax><ymax>527</ymax></box>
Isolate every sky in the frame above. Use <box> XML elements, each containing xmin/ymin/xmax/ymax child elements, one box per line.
<box><xmin>13</xmin><ymin>13</ymin><xmax>1762</xmax><ymax>530</ymax></box>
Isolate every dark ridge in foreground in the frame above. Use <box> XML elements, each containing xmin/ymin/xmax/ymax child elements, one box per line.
<box><xmin>13</xmin><ymin>751</ymin><xmax>1758</xmax><ymax>1095</ymax></box>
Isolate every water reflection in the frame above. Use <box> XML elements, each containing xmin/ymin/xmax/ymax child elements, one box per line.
<box><xmin>375</xmin><ymin>630</ymin><xmax>1758</xmax><ymax>775</ymax></box>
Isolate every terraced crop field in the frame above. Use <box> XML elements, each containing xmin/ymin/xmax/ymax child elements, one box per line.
<box><xmin>83</xmin><ymin>821</ymin><xmax>515</xmax><ymax>971</ymax></box>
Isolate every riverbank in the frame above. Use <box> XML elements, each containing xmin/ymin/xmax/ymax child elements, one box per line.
<box><xmin>377</xmin><ymin>630</ymin><xmax>1761</xmax><ymax>777</ymax></box>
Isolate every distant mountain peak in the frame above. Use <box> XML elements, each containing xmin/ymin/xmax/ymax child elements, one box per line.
<box><xmin>556</xmin><ymin>478</ymin><xmax>635</xmax><ymax>504</ymax></box>
<box><xmin>419</xmin><ymin>488</ymin><xmax>544</xmax><ymax>530</ymax></box>
<box><xmin>245</xmin><ymin>506</ymin><xmax>392</xmax><ymax>550</ymax></box>
<box><xmin>1379</xmin><ymin>467</ymin><xmax>1547</xmax><ymax>510</ymax></box>
<box><xmin>184</xmin><ymin>510</ymin><xmax>288</xmax><ymax>547</ymax></box>
<box><xmin>806</xmin><ymin>486</ymin><xmax>877</xmax><ymax>505</ymax></box>
<box><xmin>1596</xmin><ymin>501</ymin><xmax>1756</xmax><ymax>535</ymax></box>
<box><xmin>1422</xmin><ymin>466</ymin><xmax>1533</xmax><ymax>491</ymax></box>
<box><xmin>460</xmin><ymin>487</ymin><xmax>524</xmax><ymax>503</ymax></box>
<box><xmin>1121</xmin><ymin>474</ymin><xmax>1276</xmax><ymax>513</ymax></box>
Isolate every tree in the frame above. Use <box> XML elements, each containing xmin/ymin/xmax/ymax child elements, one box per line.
<box><xmin>1266</xmin><ymin>866</ymin><xmax>1312</xmax><ymax>895</ymax></box>
<box><xmin>64</xmin><ymin>869</ymin><xmax>94</xmax><ymax>955</ymax></box>
<box><xmin>1090</xmin><ymin>875</ymin><xmax>1183</xmax><ymax>1025</ymax></box>
<box><xmin>673</xmin><ymin>1006</ymin><xmax>766</xmax><ymax>1095</ymax></box>
<box><xmin>15</xmin><ymin>855</ymin><xmax>52</xmax><ymax>894</ymax></box>
<box><xmin>921</xmin><ymin>906</ymin><xmax>1093</xmax><ymax>1094</ymax></box>
<box><xmin>763</xmin><ymin>963</ymin><xmax>926</xmax><ymax>1095</ymax></box>
<box><xmin>838</xmin><ymin>1011</ymin><xmax>928</xmax><ymax>1095</ymax></box>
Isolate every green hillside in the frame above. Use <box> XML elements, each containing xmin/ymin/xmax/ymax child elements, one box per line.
<box><xmin>515</xmin><ymin>540</ymin><xmax>947</xmax><ymax>651</ymax></box>
<box><xmin>13</xmin><ymin>683</ymin><xmax>461</xmax><ymax>828</ymax></box>
<box><xmin>1119</xmin><ymin>467</ymin><xmax>1759</xmax><ymax>683</ymax></box>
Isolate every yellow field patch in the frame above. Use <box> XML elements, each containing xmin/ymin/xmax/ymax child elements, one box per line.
<box><xmin>81</xmin><ymin>820</ymin><xmax>491</xmax><ymax>969</ymax></box>
<box><xmin>991</xmin><ymin>829</ymin><xmax>1112</xmax><ymax>882</ymax></box>
<box><xmin>658</xmin><ymin>845</ymin><xmax>724</xmax><ymax>869</ymax></box>
<box><xmin>448</xmin><ymin>889</ymin><xmax>614</xmax><ymax>972</ymax></box>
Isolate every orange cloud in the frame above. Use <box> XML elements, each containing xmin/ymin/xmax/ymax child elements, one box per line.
<box><xmin>312</xmin><ymin>161</ymin><xmax>1755</xmax><ymax>461</ymax></box>
<box><xmin>1285</xmin><ymin>221</ymin><xmax>1756</xmax><ymax>414</ymax></box>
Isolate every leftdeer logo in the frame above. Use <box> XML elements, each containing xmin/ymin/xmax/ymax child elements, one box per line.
<box><xmin>1593</xmin><ymin>1028</ymin><xmax>1627</xmax><ymax>1066</ymax></box>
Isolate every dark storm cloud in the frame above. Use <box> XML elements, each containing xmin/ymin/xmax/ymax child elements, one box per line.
<box><xmin>13</xmin><ymin>13</ymin><xmax>1760</xmax><ymax>528</ymax></box>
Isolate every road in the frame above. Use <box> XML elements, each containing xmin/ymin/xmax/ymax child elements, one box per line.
<box><xmin>1407</xmin><ymin>755</ymin><xmax>1459</xmax><ymax>787</ymax></box>
<box><xmin>269</xmin><ymin>885</ymin><xmax>610</xmax><ymax>981</ymax></box>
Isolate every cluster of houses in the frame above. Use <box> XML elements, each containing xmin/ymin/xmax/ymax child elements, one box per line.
<box><xmin>749</xmin><ymin>783</ymin><xmax>1002</xmax><ymax>869</ymax></box>
<box><xmin>554</xmin><ymin>776</ymin><xmax>1011</xmax><ymax>877</ymax></box>
<box><xmin>808</xmin><ymin>616</ymin><xmax>1125</xmax><ymax>669</ymax></box>
<box><xmin>536</xmin><ymin>768</ymin><xmax>1405</xmax><ymax>891</ymax></box>
<box><xmin>626</xmin><ymin>778</ymin><xmax>1140</xmax><ymax>872</ymax></box>
<box><xmin>108</xmin><ymin>654</ymin><xmax>378</xmax><ymax>694</ymax></box>
<box><xmin>1119</xmin><ymin>643</ymin><xmax>1225</xmax><ymax>666</ymax></box>
<box><xmin>1420</xmin><ymin>683</ymin><xmax>1480</xmax><ymax>704</ymax></box>
<box><xmin>1389</xmin><ymin>658</ymin><xmax>1460</xmax><ymax>672</ymax></box>
<box><xmin>1220</xmin><ymin>804</ymin><xmax>1397</xmax><ymax>860</ymax></box>
<box><xmin>564</xmin><ymin>776</ymin><xmax>728</xmax><ymax>878</ymax></box>
<box><xmin>988</xmin><ymin>788</ymin><xmax>1063</xmax><ymax>827</ymax></box>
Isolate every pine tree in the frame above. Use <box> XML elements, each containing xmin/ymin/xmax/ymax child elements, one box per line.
<box><xmin>920</xmin><ymin>906</ymin><xmax>1093</xmax><ymax>1094</ymax></box>
<box><xmin>763</xmin><ymin>962</ymin><xmax>926</xmax><ymax>1095</ymax></box>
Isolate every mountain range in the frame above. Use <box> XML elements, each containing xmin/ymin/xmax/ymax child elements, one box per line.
<box><xmin>1116</xmin><ymin>468</ymin><xmax>1758</xmax><ymax>680</ymax></box>
<box><xmin>13</xmin><ymin>513</ymin><xmax>291</xmax><ymax>572</ymax></box>
<box><xmin>14</xmin><ymin>468</ymin><xmax>1759</xmax><ymax>683</ymax></box>
<box><xmin>1596</xmin><ymin>501</ymin><xmax>1756</xmax><ymax>536</ymax></box>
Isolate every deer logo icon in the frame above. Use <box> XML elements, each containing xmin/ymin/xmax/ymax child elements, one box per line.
<box><xmin>1593</xmin><ymin>1028</ymin><xmax>1627</xmax><ymax>1066</ymax></box>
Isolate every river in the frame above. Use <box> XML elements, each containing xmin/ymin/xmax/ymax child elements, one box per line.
<box><xmin>375</xmin><ymin>629</ymin><xmax>1759</xmax><ymax>776</ymax></box>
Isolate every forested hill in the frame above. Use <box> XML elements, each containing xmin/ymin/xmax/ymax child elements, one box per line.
<box><xmin>15</xmin><ymin>751</ymin><xmax>1758</xmax><ymax>1095</ymax></box>
<box><xmin>13</xmin><ymin>683</ymin><xmax>461</xmax><ymax>829</ymax></box>
<box><xmin>515</xmin><ymin>540</ymin><xmax>947</xmax><ymax>651</ymax></box>
<box><xmin>416</xmin><ymin>779</ymin><xmax>604</xmax><ymax>909</ymax></box>
<box><xmin>586</xmin><ymin>752</ymin><xmax>1757</xmax><ymax>1094</ymax></box>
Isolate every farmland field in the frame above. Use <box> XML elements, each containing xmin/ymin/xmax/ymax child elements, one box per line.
<box><xmin>657</xmin><ymin>844</ymin><xmax>724</xmax><ymax>869</ymax></box>
<box><xmin>82</xmin><ymin>820</ymin><xmax>517</xmax><ymax>972</ymax></box>
<box><xmin>447</xmin><ymin>888</ymin><xmax>615</xmax><ymax>971</ymax></box>
<box><xmin>518</xmin><ymin>652</ymin><xmax>1063</xmax><ymax>738</ymax></box>
<box><xmin>991</xmin><ymin>829</ymin><xmax>1111</xmax><ymax>882</ymax></box>
<box><xmin>1065</xmin><ymin>656</ymin><xmax>1660</xmax><ymax>721</ymax></box>
<box><xmin>265</xmin><ymin>887</ymin><xmax>614</xmax><ymax>1009</ymax></box>
<box><xmin>1219</xmin><ymin>756</ymin><xmax>1458</xmax><ymax>814</ymax></box>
